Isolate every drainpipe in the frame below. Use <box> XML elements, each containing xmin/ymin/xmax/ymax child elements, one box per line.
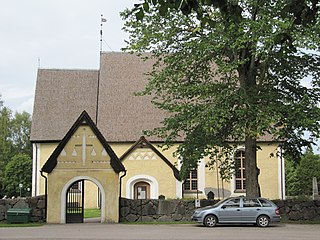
<box><xmin>40</xmin><ymin>171</ymin><xmax>48</xmax><ymax>221</ymax></box>
<box><xmin>118</xmin><ymin>170</ymin><xmax>127</xmax><ymax>222</ymax></box>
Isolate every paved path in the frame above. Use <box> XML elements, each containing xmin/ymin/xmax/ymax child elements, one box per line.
<box><xmin>0</xmin><ymin>223</ymin><xmax>319</xmax><ymax>240</ymax></box>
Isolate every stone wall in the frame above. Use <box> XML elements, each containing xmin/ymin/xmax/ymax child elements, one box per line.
<box><xmin>120</xmin><ymin>198</ymin><xmax>215</xmax><ymax>222</ymax></box>
<box><xmin>274</xmin><ymin>199</ymin><xmax>320</xmax><ymax>221</ymax></box>
<box><xmin>0</xmin><ymin>195</ymin><xmax>46</xmax><ymax>222</ymax></box>
<box><xmin>2</xmin><ymin>196</ymin><xmax>320</xmax><ymax>223</ymax></box>
<box><xmin>120</xmin><ymin>198</ymin><xmax>320</xmax><ymax>222</ymax></box>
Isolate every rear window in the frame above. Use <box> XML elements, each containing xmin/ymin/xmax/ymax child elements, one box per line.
<box><xmin>258</xmin><ymin>198</ymin><xmax>273</xmax><ymax>207</ymax></box>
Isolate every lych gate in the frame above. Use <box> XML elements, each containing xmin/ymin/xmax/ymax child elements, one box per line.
<box><xmin>41</xmin><ymin>111</ymin><xmax>125</xmax><ymax>224</ymax></box>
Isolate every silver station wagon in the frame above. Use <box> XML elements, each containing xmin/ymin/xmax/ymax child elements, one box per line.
<box><xmin>192</xmin><ymin>196</ymin><xmax>280</xmax><ymax>227</ymax></box>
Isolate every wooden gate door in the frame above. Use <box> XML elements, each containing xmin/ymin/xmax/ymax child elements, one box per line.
<box><xmin>66</xmin><ymin>180</ymin><xmax>84</xmax><ymax>223</ymax></box>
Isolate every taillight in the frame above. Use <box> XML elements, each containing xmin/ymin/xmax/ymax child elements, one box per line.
<box><xmin>275</xmin><ymin>208</ymin><xmax>280</xmax><ymax>215</ymax></box>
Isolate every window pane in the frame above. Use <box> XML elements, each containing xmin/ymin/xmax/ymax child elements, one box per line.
<box><xmin>243</xmin><ymin>198</ymin><xmax>261</xmax><ymax>207</ymax></box>
<box><xmin>236</xmin><ymin>169</ymin><xmax>242</xmax><ymax>178</ymax></box>
<box><xmin>259</xmin><ymin>199</ymin><xmax>272</xmax><ymax>207</ymax></box>
<box><xmin>191</xmin><ymin>170</ymin><xmax>197</xmax><ymax>179</ymax></box>
<box><xmin>191</xmin><ymin>180</ymin><xmax>197</xmax><ymax>190</ymax></box>
<box><xmin>236</xmin><ymin>180</ymin><xmax>242</xmax><ymax>189</ymax></box>
<box><xmin>184</xmin><ymin>181</ymin><xmax>190</xmax><ymax>190</ymax></box>
<box><xmin>234</xmin><ymin>150</ymin><xmax>245</xmax><ymax>191</ymax></box>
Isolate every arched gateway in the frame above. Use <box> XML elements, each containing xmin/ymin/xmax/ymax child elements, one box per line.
<box><xmin>41</xmin><ymin>111</ymin><xmax>125</xmax><ymax>223</ymax></box>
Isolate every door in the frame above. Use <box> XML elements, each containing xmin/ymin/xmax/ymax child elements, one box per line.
<box><xmin>217</xmin><ymin>198</ymin><xmax>242</xmax><ymax>222</ymax></box>
<box><xmin>241</xmin><ymin>198</ymin><xmax>262</xmax><ymax>222</ymax></box>
<box><xmin>66</xmin><ymin>180</ymin><xmax>84</xmax><ymax>223</ymax></box>
<box><xmin>134</xmin><ymin>182</ymin><xmax>150</xmax><ymax>200</ymax></box>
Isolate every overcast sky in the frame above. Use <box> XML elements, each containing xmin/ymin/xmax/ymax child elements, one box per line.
<box><xmin>0</xmin><ymin>0</ymin><xmax>134</xmax><ymax>114</ymax></box>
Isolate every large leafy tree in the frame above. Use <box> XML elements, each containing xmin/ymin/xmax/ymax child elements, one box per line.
<box><xmin>10</xmin><ymin>111</ymin><xmax>32</xmax><ymax>157</ymax></box>
<box><xmin>0</xmin><ymin>96</ymin><xmax>32</xmax><ymax>197</ymax></box>
<box><xmin>3</xmin><ymin>154</ymin><xmax>32</xmax><ymax>197</ymax></box>
<box><xmin>122</xmin><ymin>0</ymin><xmax>320</xmax><ymax>197</ymax></box>
<box><xmin>286</xmin><ymin>148</ymin><xmax>320</xmax><ymax>196</ymax></box>
<box><xmin>0</xmin><ymin>97</ymin><xmax>13</xmax><ymax>196</ymax></box>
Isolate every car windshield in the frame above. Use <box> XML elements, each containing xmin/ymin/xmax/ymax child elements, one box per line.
<box><xmin>212</xmin><ymin>198</ymin><xmax>229</xmax><ymax>207</ymax></box>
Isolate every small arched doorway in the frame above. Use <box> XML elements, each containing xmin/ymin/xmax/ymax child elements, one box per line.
<box><xmin>134</xmin><ymin>181</ymin><xmax>150</xmax><ymax>199</ymax></box>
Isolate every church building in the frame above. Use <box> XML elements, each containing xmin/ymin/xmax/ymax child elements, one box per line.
<box><xmin>30</xmin><ymin>52</ymin><xmax>285</xmax><ymax>223</ymax></box>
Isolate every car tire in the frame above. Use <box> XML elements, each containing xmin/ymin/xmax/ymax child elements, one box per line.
<box><xmin>256</xmin><ymin>215</ymin><xmax>270</xmax><ymax>227</ymax></box>
<box><xmin>204</xmin><ymin>215</ymin><xmax>217</xmax><ymax>227</ymax></box>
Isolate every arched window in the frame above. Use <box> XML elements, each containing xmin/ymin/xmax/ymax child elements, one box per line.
<box><xmin>134</xmin><ymin>181</ymin><xmax>150</xmax><ymax>199</ymax></box>
<box><xmin>235</xmin><ymin>150</ymin><xmax>246</xmax><ymax>192</ymax></box>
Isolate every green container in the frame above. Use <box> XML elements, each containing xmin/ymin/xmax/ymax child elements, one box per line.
<box><xmin>7</xmin><ymin>208</ymin><xmax>31</xmax><ymax>224</ymax></box>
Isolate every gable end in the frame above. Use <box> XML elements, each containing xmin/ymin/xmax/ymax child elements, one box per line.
<box><xmin>41</xmin><ymin>111</ymin><xmax>125</xmax><ymax>173</ymax></box>
<box><xmin>120</xmin><ymin>136</ymin><xmax>181</xmax><ymax>181</ymax></box>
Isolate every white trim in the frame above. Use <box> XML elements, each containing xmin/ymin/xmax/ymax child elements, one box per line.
<box><xmin>32</xmin><ymin>143</ymin><xmax>41</xmax><ymax>196</ymax></box>
<box><xmin>197</xmin><ymin>159</ymin><xmax>205</xmax><ymax>196</ymax></box>
<box><xmin>60</xmin><ymin>176</ymin><xmax>106</xmax><ymax>223</ymax></box>
<box><xmin>175</xmin><ymin>158</ymin><xmax>183</xmax><ymax>198</ymax></box>
<box><xmin>125</xmin><ymin>175</ymin><xmax>159</xmax><ymax>199</ymax></box>
<box><xmin>176</xmin><ymin>180</ymin><xmax>183</xmax><ymax>198</ymax></box>
<box><xmin>278</xmin><ymin>146</ymin><xmax>286</xmax><ymax>200</ymax></box>
<box><xmin>32</xmin><ymin>143</ymin><xmax>37</xmax><ymax>197</ymax></box>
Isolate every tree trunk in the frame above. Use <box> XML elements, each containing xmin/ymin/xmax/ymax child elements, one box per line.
<box><xmin>245</xmin><ymin>136</ymin><xmax>260</xmax><ymax>197</ymax></box>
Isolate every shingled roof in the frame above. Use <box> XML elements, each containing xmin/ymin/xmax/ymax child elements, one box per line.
<box><xmin>30</xmin><ymin>52</ymin><xmax>167</xmax><ymax>142</ymax></box>
<box><xmin>30</xmin><ymin>69</ymin><xmax>99</xmax><ymax>142</ymax></box>
<box><xmin>31</xmin><ymin>52</ymin><xmax>275</xmax><ymax>143</ymax></box>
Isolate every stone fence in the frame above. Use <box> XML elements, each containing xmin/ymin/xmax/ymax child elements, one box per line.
<box><xmin>0</xmin><ymin>195</ymin><xmax>46</xmax><ymax>222</ymax></box>
<box><xmin>1</xmin><ymin>196</ymin><xmax>319</xmax><ymax>223</ymax></box>
<box><xmin>120</xmin><ymin>198</ymin><xmax>320</xmax><ymax>222</ymax></box>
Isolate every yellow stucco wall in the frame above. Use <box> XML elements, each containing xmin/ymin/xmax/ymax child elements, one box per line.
<box><xmin>37</xmin><ymin>138</ymin><xmax>282</xmax><ymax>218</ymax></box>
<box><xmin>45</xmin><ymin>126</ymin><xmax>120</xmax><ymax>223</ymax></box>
<box><xmin>202</xmin><ymin>143</ymin><xmax>281</xmax><ymax>200</ymax></box>
<box><xmin>110</xmin><ymin>143</ymin><xmax>180</xmax><ymax>199</ymax></box>
<box><xmin>46</xmin><ymin>169</ymin><xmax>119</xmax><ymax>223</ymax></box>
<box><xmin>257</xmin><ymin>144</ymin><xmax>280</xmax><ymax>199</ymax></box>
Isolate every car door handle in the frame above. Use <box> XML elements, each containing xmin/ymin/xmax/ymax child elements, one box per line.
<box><xmin>256</xmin><ymin>208</ymin><xmax>261</xmax><ymax>211</ymax></box>
<box><xmin>237</xmin><ymin>209</ymin><xmax>240</xmax><ymax>211</ymax></box>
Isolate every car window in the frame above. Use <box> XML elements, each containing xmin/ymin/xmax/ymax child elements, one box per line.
<box><xmin>222</xmin><ymin>198</ymin><xmax>240</xmax><ymax>208</ymax></box>
<box><xmin>258</xmin><ymin>198</ymin><xmax>273</xmax><ymax>207</ymax></box>
<box><xmin>243</xmin><ymin>198</ymin><xmax>261</xmax><ymax>207</ymax></box>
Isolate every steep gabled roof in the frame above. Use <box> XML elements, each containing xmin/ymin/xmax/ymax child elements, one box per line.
<box><xmin>31</xmin><ymin>53</ymin><xmax>169</xmax><ymax>143</ymax></box>
<box><xmin>120</xmin><ymin>136</ymin><xmax>181</xmax><ymax>181</ymax></box>
<box><xmin>31</xmin><ymin>52</ymin><xmax>275</xmax><ymax>143</ymax></box>
<box><xmin>41</xmin><ymin>111</ymin><xmax>125</xmax><ymax>173</ymax></box>
<box><xmin>30</xmin><ymin>69</ymin><xmax>99</xmax><ymax>142</ymax></box>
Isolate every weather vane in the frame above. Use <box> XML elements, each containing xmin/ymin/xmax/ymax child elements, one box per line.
<box><xmin>100</xmin><ymin>14</ymin><xmax>107</xmax><ymax>52</ymax></box>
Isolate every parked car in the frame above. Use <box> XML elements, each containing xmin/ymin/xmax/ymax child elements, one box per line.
<box><xmin>192</xmin><ymin>196</ymin><xmax>280</xmax><ymax>227</ymax></box>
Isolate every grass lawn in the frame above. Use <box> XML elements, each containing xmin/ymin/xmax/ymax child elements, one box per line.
<box><xmin>84</xmin><ymin>208</ymin><xmax>101</xmax><ymax>218</ymax></box>
<box><xmin>0</xmin><ymin>222</ymin><xmax>44</xmax><ymax>227</ymax></box>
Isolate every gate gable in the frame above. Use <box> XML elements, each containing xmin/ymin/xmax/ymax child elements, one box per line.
<box><xmin>120</xmin><ymin>136</ymin><xmax>180</xmax><ymax>180</ymax></box>
<box><xmin>41</xmin><ymin>111</ymin><xmax>125</xmax><ymax>173</ymax></box>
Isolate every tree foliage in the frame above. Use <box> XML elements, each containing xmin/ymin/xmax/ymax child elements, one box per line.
<box><xmin>286</xmin><ymin>149</ymin><xmax>320</xmax><ymax>196</ymax></box>
<box><xmin>122</xmin><ymin>0</ymin><xmax>320</xmax><ymax>197</ymax></box>
<box><xmin>3</xmin><ymin>154</ymin><xmax>32</xmax><ymax>197</ymax></box>
<box><xmin>0</xmin><ymin>95</ymin><xmax>32</xmax><ymax>197</ymax></box>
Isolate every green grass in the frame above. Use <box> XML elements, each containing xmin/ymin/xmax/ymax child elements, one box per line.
<box><xmin>0</xmin><ymin>222</ymin><xmax>44</xmax><ymax>227</ymax></box>
<box><xmin>84</xmin><ymin>208</ymin><xmax>101</xmax><ymax>218</ymax></box>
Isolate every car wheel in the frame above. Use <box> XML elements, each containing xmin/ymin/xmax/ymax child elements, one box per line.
<box><xmin>256</xmin><ymin>215</ymin><xmax>270</xmax><ymax>227</ymax></box>
<box><xmin>204</xmin><ymin>215</ymin><xmax>217</xmax><ymax>227</ymax></box>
